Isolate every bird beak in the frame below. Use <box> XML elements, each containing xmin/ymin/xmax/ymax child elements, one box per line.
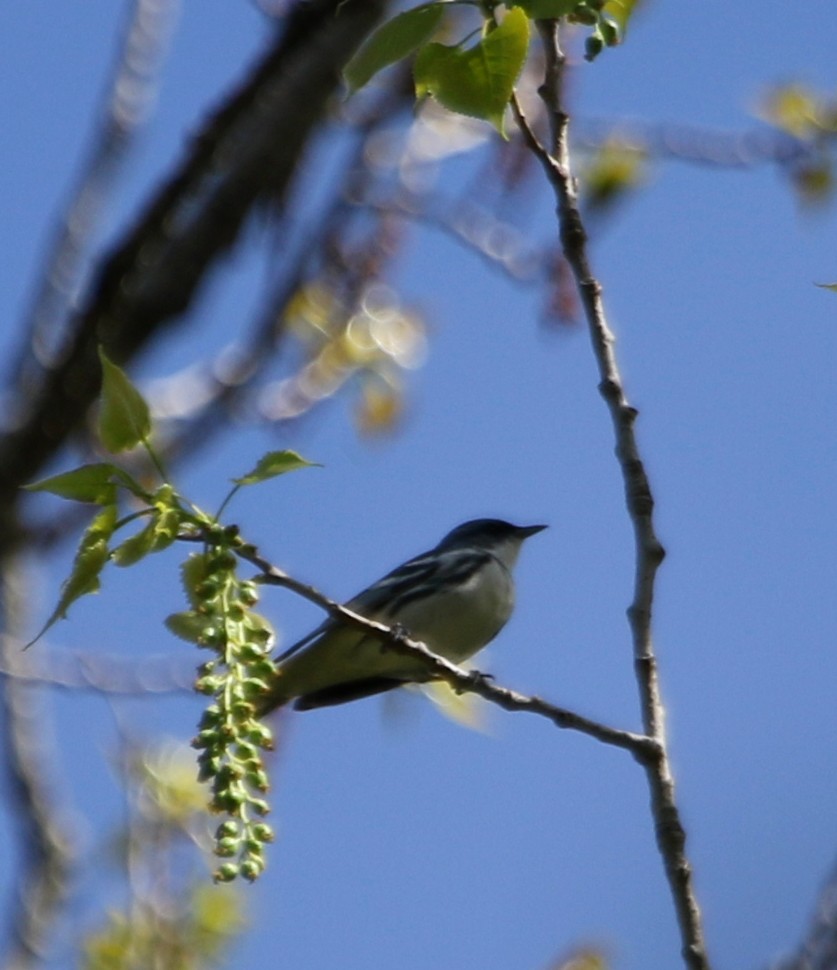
<box><xmin>519</xmin><ymin>524</ymin><xmax>547</xmax><ymax>538</ymax></box>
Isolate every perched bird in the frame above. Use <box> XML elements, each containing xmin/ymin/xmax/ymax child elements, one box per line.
<box><xmin>258</xmin><ymin>518</ymin><xmax>546</xmax><ymax>713</ymax></box>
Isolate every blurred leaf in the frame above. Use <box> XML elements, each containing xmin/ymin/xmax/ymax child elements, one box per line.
<box><xmin>344</xmin><ymin>3</ymin><xmax>444</xmax><ymax>93</ymax></box>
<box><xmin>583</xmin><ymin>140</ymin><xmax>646</xmax><ymax>211</ymax></box>
<box><xmin>356</xmin><ymin>380</ymin><xmax>403</xmax><ymax>435</ymax></box>
<box><xmin>190</xmin><ymin>884</ymin><xmax>246</xmax><ymax>948</ymax></box>
<box><xmin>139</xmin><ymin>741</ymin><xmax>209</xmax><ymax>820</ymax></box>
<box><xmin>815</xmin><ymin>282</ymin><xmax>837</xmax><ymax>292</ymax></box>
<box><xmin>793</xmin><ymin>160</ymin><xmax>834</xmax><ymax>206</ymax></box>
<box><xmin>419</xmin><ymin>680</ymin><xmax>490</xmax><ymax>731</ymax></box>
<box><xmin>760</xmin><ymin>83</ymin><xmax>821</xmax><ymax>137</ymax></box>
<box><xmin>414</xmin><ymin>8</ymin><xmax>530</xmax><ymax>136</ymax></box>
<box><xmin>98</xmin><ymin>347</ymin><xmax>152</xmax><ymax>453</ymax></box>
<box><xmin>549</xmin><ymin>948</ymin><xmax>609</xmax><ymax>970</ymax></box>
<box><xmin>231</xmin><ymin>449</ymin><xmax>320</xmax><ymax>486</ymax></box>
<box><xmin>83</xmin><ymin>882</ymin><xmax>244</xmax><ymax>970</ymax></box>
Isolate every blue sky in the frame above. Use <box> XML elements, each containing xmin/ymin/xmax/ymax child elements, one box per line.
<box><xmin>3</xmin><ymin>3</ymin><xmax>837</xmax><ymax>970</ymax></box>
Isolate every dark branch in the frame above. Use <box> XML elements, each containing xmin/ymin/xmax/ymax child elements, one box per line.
<box><xmin>0</xmin><ymin>0</ymin><xmax>386</xmax><ymax>522</ymax></box>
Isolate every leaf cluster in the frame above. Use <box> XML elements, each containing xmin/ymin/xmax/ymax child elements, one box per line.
<box><xmin>344</xmin><ymin>0</ymin><xmax>629</xmax><ymax>135</ymax></box>
<box><xmin>24</xmin><ymin>350</ymin><xmax>318</xmax><ymax>881</ymax></box>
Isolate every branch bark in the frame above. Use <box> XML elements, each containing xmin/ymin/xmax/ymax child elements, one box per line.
<box><xmin>0</xmin><ymin>0</ymin><xmax>386</xmax><ymax>528</ymax></box>
<box><xmin>237</xmin><ymin>540</ymin><xmax>651</xmax><ymax>756</ymax></box>
<box><xmin>512</xmin><ymin>20</ymin><xmax>711</xmax><ymax>970</ymax></box>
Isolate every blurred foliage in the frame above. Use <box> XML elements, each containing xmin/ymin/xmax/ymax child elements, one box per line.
<box><xmin>270</xmin><ymin>280</ymin><xmax>426</xmax><ymax>434</ymax></box>
<box><xmin>549</xmin><ymin>946</ymin><xmax>609</xmax><ymax>970</ymax></box>
<box><xmin>760</xmin><ymin>82</ymin><xmax>837</xmax><ymax>206</ymax></box>
<box><xmin>82</xmin><ymin>742</ymin><xmax>246</xmax><ymax>970</ymax></box>
<box><xmin>580</xmin><ymin>139</ymin><xmax>647</xmax><ymax>213</ymax></box>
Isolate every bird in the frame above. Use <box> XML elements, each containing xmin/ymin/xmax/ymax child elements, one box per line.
<box><xmin>257</xmin><ymin>518</ymin><xmax>546</xmax><ymax>713</ymax></box>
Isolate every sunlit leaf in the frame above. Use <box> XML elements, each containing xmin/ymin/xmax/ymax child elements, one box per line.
<box><xmin>231</xmin><ymin>450</ymin><xmax>320</xmax><ymax>486</ymax></box>
<box><xmin>112</xmin><ymin>507</ymin><xmax>180</xmax><ymax>567</ymax></box>
<box><xmin>414</xmin><ymin>8</ymin><xmax>530</xmax><ymax>136</ymax></box>
<box><xmin>98</xmin><ymin>347</ymin><xmax>152</xmax><ymax>453</ymax></box>
<box><xmin>344</xmin><ymin>3</ymin><xmax>444</xmax><ymax>93</ymax></box>
<box><xmin>24</xmin><ymin>462</ymin><xmax>149</xmax><ymax>504</ymax></box>
<box><xmin>112</xmin><ymin>519</ymin><xmax>157</xmax><ymax>568</ymax></box>
<box><xmin>25</xmin><ymin>464</ymin><xmax>120</xmax><ymax>504</ymax></box>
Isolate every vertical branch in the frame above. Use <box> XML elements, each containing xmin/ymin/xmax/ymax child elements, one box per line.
<box><xmin>513</xmin><ymin>20</ymin><xmax>711</xmax><ymax>970</ymax></box>
<box><xmin>0</xmin><ymin>565</ymin><xmax>78</xmax><ymax>970</ymax></box>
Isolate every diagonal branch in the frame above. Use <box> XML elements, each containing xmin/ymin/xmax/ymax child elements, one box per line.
<box><xmin>776</xmin><ymin>855</ymin><xmax>837</xmax><ymax>970</ymax></box>
<box><xmin>511</xmin><ymin>20</ymin><xmax>710</xmax><ymax>970</ymax></box>
<box><xmin>11</xmin><ymin>0</ymin><xmax>178</xmax><ymax>385</ymax></box>
<box><xmin>0</xmin><ymin>0</ymin><xmax>387</xmax><ymax>524</ymax></box>
<box><xmin>235</xmin><ymin>540</ymin><xmax>651</xmax><ymax>756</ymax></box>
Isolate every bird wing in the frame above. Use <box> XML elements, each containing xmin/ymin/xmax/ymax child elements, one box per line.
<box><xmin>263</xmin><ymin>545</ymin><xmax>496</xmax><ymax>712</ymax></box>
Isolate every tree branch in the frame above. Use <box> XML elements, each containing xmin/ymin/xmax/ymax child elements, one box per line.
<box><xmin>0</xmin><ymin>0</ymin><xmax>387</xmax><ymax>523</ymax></box>
<box><xmin>234</xmin><ymin>540</ymin><xmax>650</xmax><ymax>756</ymax></box>
<box><xmin>511</xmin><ymin>21</ymin><xmax>710</xmax><ymax>970</ymax></box>
<box><xmin>11</xmin><ymin>0</ymin><xmax>177</xmax><ymax>385</ymax></box>
<box><xmin>0</xmin><ymin>648</ymin><xmax>193</xmax><ymax>696</ymax></box>
<box><xmin>0</xmin><ymin>568</ymin><xmax>77</xmax><ymax>970</ymax></box>
<box><xmin>775</xmin><ymin>855</ymin><xmax>837</xmax><ymax>970</ymax></box>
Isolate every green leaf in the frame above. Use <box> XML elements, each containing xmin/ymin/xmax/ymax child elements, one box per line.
<box><xmin>112</xmin><ymin>519</ymin><xmax>158</xmax><ymax>567</ymax></box>
<box><xmin>25</xmin><ymin>464</ymin><xmax>121</xmax><ymax>504</ymax></box>
<box><xmin>231</xmin><ymin>450</ymin><xmax>320</xmax><ymax>487</ymax></box>
<box><xmin>24</xmin><ymin>462</ymin><xmax>150</xmax><ymax>504</ymax></box>
<box><xmin>511</xmin><ymin>0</ymin><xmax>580</xmax><ymax>17</ymax></box>
<box><xmin>815</xmin><ymin>282</ymin><xmax>837</xmax><ymax>292</ymax></box>
<box><xmin>180</xmin><ymin>553</ymin><xmax>212</xmax><ymax>609</ymax></box>
<box><xmin>165</xmin><ymin>610</ymin><xmax>214</xmax><ymax>645</ymax></box>
<box><xmin>414</xmin><ymin>8</ymin><xmax>530</xmax><ymax>136</ymax></box>
<box><xmin>344</xmin><ymin>3</ymin><xmax>444</xmax><ymax>93</ymax></box>
<box><xmin>111</xmin><ymin>506</ymin><xmax>180</xmax><ymax>567</ymax></box>
<box><xmin>98</xmin><ymin>347</ymin><xmax>152</xmax><ymax>453</ymax></box>
<box><xmin>27</xmin><ymin>504</ymin><xmax>117</xmax><ymax>645</ymax></box>
<box><xmin>154</xmin><ymin>506</ymin><xmax>183</xmax><ymax>545</ymax></box>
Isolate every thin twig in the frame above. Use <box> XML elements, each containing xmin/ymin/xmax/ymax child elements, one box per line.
<box><xmin>234</xmin><ymin>540</ymin><xmax>651</xmax><ymax>756</ymax></box>
<box><xmin>0</xmin><ymin>649</ymin><xmax>193</xmax><ymax>696</ymax></box>
<box><xmin>510</xmin><ymin>21</ymin><xmax>711</xmax><ymax>970</ymax></box>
